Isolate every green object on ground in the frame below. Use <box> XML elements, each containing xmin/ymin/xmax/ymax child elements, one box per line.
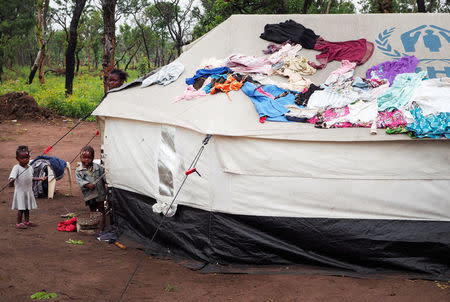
<box><xmin>65</xmin><ymin>238</ymin><xmax>84</xmax><ymax>245</ymax></box>
<box><xmin>30</xmin><ymin>291</ymin><xmax>58</xmax><ymax>300</ymax></box>
<box><xmin>386</xmin><ymin>126</ymin><xmax>409</xmax><ymax>135</ymax></box>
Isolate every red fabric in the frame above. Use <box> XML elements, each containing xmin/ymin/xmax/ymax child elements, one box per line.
<box><xmin>259</xmin><ymin>116</ymin><xmax>267</xmax><ymax>123</ymax></box>
<box><xmin>57</xmin><ymin>217</ymin><xmax>77</xmax><ymax>232</ymax></box>
<box><xmin>310</xmin><ymin>38</ymin><xmax>374</xmax><ymax>69</ymax></box>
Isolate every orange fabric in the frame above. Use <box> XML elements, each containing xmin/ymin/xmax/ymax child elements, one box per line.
<box><xmin>210</xmin><ymin>74</ymin><xmax>246</xmax><ymax>101</ymax></box>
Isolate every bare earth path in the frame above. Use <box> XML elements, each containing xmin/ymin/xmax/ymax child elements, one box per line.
<box><xmin>0</xmin><ymin>119</ymin><xmax>448</xmax><ymax>301</ymax></box>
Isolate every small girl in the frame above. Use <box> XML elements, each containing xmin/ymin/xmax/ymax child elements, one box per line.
<box><xmin>9</xmin><ymin>146</ymin><xmax>47</xmax><ymax>229</ymax></box>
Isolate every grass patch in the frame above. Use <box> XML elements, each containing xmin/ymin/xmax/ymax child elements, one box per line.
<box><xmin>1</xmin><ymin>66</ymin><xmax>141</xmax><ymax>118</ymax></box>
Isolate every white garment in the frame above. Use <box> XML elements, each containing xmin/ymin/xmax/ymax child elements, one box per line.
<box><xmin>141</xmin><ymin>61</ymin><xmax>184</xmax><ymax>88</ymax></box>
<box><xmin>9</xmin><ymin>164</ymin><xmax>38</xmax><ymax>210</ymax></box>
<box><xmin>410</xmin><ymin>77</ymin><xmax>450</xmax><ymax>116</ymax></box>
<box><xmin>326</xmin><ymin>101</ymin><xmax>378</xmax><ymax>127</ymax></box>
<box><xmin>152</xmin><ymin>200</ymin><xmax>177</xmax><ymax>217</ymax></box>
<box><xmin>285</xmin><ymin>105</ymin><xmax>319</xmax><ymax>119</ymax></box>
<box><xmin>307</xmin><ymin>88</ymin><xmax>373</xmax><ymax>110</ymax></box>
<box><xmin>199</xmin><ymin>57</ymin><xmax>227</xmax><ymax>69</ymax></box>
<box><xmin>269</xmin><ymin>43</ymin><xmax>303</xmax><ymax>62</ymax></box>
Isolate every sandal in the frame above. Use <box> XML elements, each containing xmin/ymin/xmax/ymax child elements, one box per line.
<box><xmin>24</xmin><ymin>222</ymin><xmax>38</xmax><ymax>227</ymax></box>
<box><xmin>16</xmin><ymin>223</ymin><xmax>28</xmax><ymax>229</ymax></box>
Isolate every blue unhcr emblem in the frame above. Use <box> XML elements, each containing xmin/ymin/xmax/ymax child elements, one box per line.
<box><xmin>376</xmin><ymin>25</ymin><xmax>450</xmax><ymax>63</ymax></box>
<box><xmin>376</xmin><ymin>25</ymin><xmax>450</xmax><ymax>78</ymax></box>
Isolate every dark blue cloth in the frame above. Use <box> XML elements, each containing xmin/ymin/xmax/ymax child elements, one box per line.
<box><xmin>241</xmin><ymin>82</ymin><xmax>297</xmax><ymax>122</ymax></box>
<box><xmin>185</xmin><ymin>67</ymin><xmax>231</xmax><ymax>85</ymax></box>
<box><xmin>31</xmin><ymin>156</ymin><xmax>66</xmax><ymax>179</ymax></box>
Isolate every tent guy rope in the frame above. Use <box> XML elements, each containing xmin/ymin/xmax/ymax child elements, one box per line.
<box><xmin>117</xmin><ymin>134</ymin><xmax>213</xmax><ymax>302</ymax></box>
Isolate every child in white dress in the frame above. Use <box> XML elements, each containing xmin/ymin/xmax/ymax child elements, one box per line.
<box><xmin>9</xmin><ymin>146</ymin><xmax>47</xmax><ymax>229</ymax></box>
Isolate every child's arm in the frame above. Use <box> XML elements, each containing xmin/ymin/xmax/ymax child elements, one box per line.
<box><xmin>8</xmin><ymin>165</ymin><xmax>18</xmax><ymax>187</ymax></box>
<box><xmin>75</xmin><ymin>169</ymin><xmax>95</xmax><ymax>190</ymax></box>
<box><xmin>33</xmin><ymin>176</ymin><xmax>47</xmax><ymax>181</ymax></box>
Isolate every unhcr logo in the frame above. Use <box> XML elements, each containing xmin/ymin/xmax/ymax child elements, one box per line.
<box><xmin>375</xmin><ymin>25</ymin><xmax>450</xmax><ymax>78</ymax></box>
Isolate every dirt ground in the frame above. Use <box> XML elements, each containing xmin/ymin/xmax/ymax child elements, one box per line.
<box><xmin>0</xmin><ymin>117</ymin><xmax>449</xmax><ymax>302</ymax></box>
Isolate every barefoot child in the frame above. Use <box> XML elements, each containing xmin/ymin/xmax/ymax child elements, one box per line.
<box><xmin>9</xmin><ymin>146</ymin><xmax>47</xmax><ymax>229</ymax></box>
<box><xmin>75</xmin><ymin>146</ymin><xmax>107</xmax><ymax>230</ymax></box>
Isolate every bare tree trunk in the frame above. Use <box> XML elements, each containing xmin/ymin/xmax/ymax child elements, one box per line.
<box><xmin>65</xmin><ymin>0</ymin><xmax>87</xmax><ymax>95</ymax></box>
<box><xmin>27</xmin><ymin>0</ymin><xmax>50</xmax><ymax>85</ymax></box>
<box><xmin>76</xmin><ymin>50</ymin><xmax>81</xmax><ymax>72</ymax></box>
<box><xmin>302</xmin><ymin>0</ymin><xmax>313</xmax><ymax>13</ymax></box>
<box><xmin>125</xmin><ymin>42</ymin><xmax>141</xmax><ymax>71</ymax></box>
<box><xmin>417</xmin><ymin>0</ymin><xmax>426</xmax><ymax>12</ymax></box>
<box><xmin>377</xmin><ymin>0</ymin><xmax>393</xmax><ymax>12</ymax></box>
<box><xmin>325</xmin><ymin>0</ymin><xmax>333</xmax><ymax>13</ymax></box>
<box><xmin>133</xmin><ymin>14</ymin><xmax>151</xmax><ymax>70</ymax></box>
<box><xmin>87</xmin><ymin>44</ymin><xmax>91</xmax><ymax>71</ymax></box>
<box><xmin>102</xmin><ymin>0</ymin><xmax>116</xmax><ymax>94</ymax></box>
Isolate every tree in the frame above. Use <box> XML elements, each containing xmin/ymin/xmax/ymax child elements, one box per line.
<box><xmin>101</xmin><ymin>0</ymin><xmax>116</xmax><ymax>94</ymax></box>
<box><xmin>193</xmin><ymin>0</ymin><xmax>355</xmax><ymax>39</ymax></box>
<box><xmin>0</xmin><ymin>0</ymin><xmax>35</xmax><ymax>81</ymax></box>
<box><xmin>28</xmin><ymin>0</ymin><xmax>51</xmax><ymax>85</ymax></box>
<box><xmin>154</xmin><ymin>0</ymin><xmax>197</xmax><ymax>56</ymax></box>
<box><xmin>65</xmin><ymin>0</ymin><xmax>88</xmax><ymax>95</ymax></box>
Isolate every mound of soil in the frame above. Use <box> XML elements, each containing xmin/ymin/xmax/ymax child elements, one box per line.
<box><xmin>0</xmin><ymin>91</ymin><xmax>56</xmax><ymax>121</ymax></box>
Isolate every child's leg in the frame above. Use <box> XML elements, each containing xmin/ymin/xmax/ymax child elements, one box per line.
<box><xmin>24</xmin><ymin>209</ymin><xmax>30</xmax><ymax>223</ymax></box>
<box><xmin>17</xmin><ymin>210</ymin><xmax>24</xmax><ymax>224</ymax></box>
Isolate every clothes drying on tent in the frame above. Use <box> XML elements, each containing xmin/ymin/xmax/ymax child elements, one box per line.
<box><xmin>260</xmin><ymin>19</ymin><xmax>320</xmax><ymax>49</ymax></box>
<box><xmin>141</xmin><ymin>61</ymin><xmax>184</xmax><ymax>87</ymax></box>
<box><xmin>309</xmin><ymin>38</ymin><xmax>374</xmax><ymax>69</ymax></box>
<box><xmin>241</xmin><ymin>82</ymin><xmax>297</xmax><ymax>122</ymax></box>
<box><xmin>366</xmin><ymin>56</ymin><xmax>420</xmax><ymax>86</ymax></box>
<box><xmin>185</xmin><ymin>67</ymin><xmax>231</xmax><ymax>85</ymax></box>
<box><xmin>30</xmin><ymin>156</ymin><xmax>66</xmax><ymax>198</ymax></box>
<box><xmin>226</xmin><ymin>54</ymin><xmax>278</xmax><ymax>74</ymax></box>
<box><xmin>409</xmin><ymin>77</ymin><xmax>450</xmax><ymax>116</ymax></box>
<box><xmin>294</xmin><ymin>84</ymin><xmax>323</xmax><ymax>106</ymax></box>
<box><xmin>377</xmin><ymin>71</ymin><xmax>427</xmax><ymax>111</ymax></box>
<box><xmin>407</xmin><ymin>105</ymin><xmax>450</xmax><ymax>138</ymax></box>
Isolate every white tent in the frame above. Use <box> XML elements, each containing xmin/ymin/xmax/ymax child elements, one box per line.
<box><xmin>93</xmin><ymin>14</ymin><xmax>450</xmax><ymax>277</ymax></box>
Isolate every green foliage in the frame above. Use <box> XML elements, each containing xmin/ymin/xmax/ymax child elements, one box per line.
<box><xmin>164</xmin><ymin>283</ymin><xmax>177</xmax><ymax>292</ymax></box>
<box><xmin>65</xmin><ymin>238</ymin><xmax>84</xmax><ymax>244</ymax></box>
<box><xmin>137</xmin><ymin>57</ymin><xmax>150</xmax><ymax>75</ymax></box>
<box><xmin>30</xmin><ymin>291</ymin><xmax>57</xmax><ymax>300</ymax></box>
<box><xmin>0</xmin><ymin>0</ymin><xmax>35</xmax><ymax>79</ymax></box>
<box><xmin>0</xmin><ymin>67</ymin><xmax>104</xmax><ymax>118</ymax></box>
<box><xmin>193</xmin><ymin>0</ymin><xmax>356</xmax><ymax>39</ymax></box>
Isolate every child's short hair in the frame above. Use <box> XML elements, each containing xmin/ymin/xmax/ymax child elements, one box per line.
<box><xmin>110</xmin><ymin>68</ymin><xmax>128</xmax><ymax>81</ymax></box>
<box><xmin>16</xmin><ymin>145</ymin><xmax>30</xmax><ymax>157</ymax></box>
<box><xmin>81</xmin><ymin>145</ymin><xmax>94</xmax><ymax>158</ymax></box>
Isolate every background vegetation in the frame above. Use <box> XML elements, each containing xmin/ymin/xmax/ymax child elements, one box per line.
<box><xmin>0</xmin><ymin>0</ymin><xmax>448</xmax><ymax>118</ymax></box>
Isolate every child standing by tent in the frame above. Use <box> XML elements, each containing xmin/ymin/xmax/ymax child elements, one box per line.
<box><xmin>75</xmin><ymin>145</ymin><xmax>107</xmax><ymax>230</ymax></box>
<box><xmin>9</xmin><ymin>145</ymin><xmax>47</xmax><ymax>229</ymax></box>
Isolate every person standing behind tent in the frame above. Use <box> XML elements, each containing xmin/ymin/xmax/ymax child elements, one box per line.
<box><xmin>107</xmin><ymin>69</ymin><xmax>128</xmax><ymax>91</ymax></box>
<box><xmin>75</xmin><ymin>145</ymin><xmax>107</xmax><ymax>230</ymax></box>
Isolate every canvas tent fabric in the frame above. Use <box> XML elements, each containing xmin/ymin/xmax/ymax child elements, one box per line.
<box><xmin>93</xmin><ymin>14</ymin><xmax>450</xmax><ymax>278</ymax></box>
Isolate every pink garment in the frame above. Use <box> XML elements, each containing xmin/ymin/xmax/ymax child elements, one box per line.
<box><xmin>174</xmin><ymin>77</ymin><xmax>211</xmax><ymax>102</ymax></box>
<box><xmin>256</xmin><ymin>87</ymin><xmax>275</xmax><ymax>98</ymax></box>
<box><xmin>309</xmin><ymin>38</ymin><xmax>374</xmax><ymax>69</ymax></box>
<box><xmin>307</xmin><ymin>107</ymin><xmax>351</xmax><ymax>126</ymax></box>
<box><xmin>226</xmin><ymin>54</ymin><xmax>279</xmax><ymax>74</ymax></box>
<box><xmin>376</xmin><ymin>110</ymin><xmax>407</xmax><ymax>128</ymax></box>
<box><xmin>308</xmin><ymin>107</ymin><xmax>407</xmax><ymax>128</ymax></box>
<box><xmin>331</xmin><ymin>60</ymin><xmax>356</xmax><ymax>75</ymax></box>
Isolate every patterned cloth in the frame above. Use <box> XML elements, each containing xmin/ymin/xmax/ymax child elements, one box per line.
<box><xmin>406</xmin><ymin>106</ymin><xmax>450</xmax><ymax>138</ymax></box>
<box><xmin>366</xmin><ymin>56</ymin><xmax>419</xmax><ymax>86</ymax></box>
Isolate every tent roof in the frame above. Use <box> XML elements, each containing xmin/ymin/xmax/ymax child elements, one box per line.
<box><xmin>93</xmin><ymin>13</ymin><xmax>449</xmax><ymax>142</ymax></box>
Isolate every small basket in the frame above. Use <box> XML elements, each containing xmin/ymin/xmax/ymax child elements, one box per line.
<box><xmin>77</xmin><ymin>212</ymin><xmax>102</xmax><ymax>230</ymax></box>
